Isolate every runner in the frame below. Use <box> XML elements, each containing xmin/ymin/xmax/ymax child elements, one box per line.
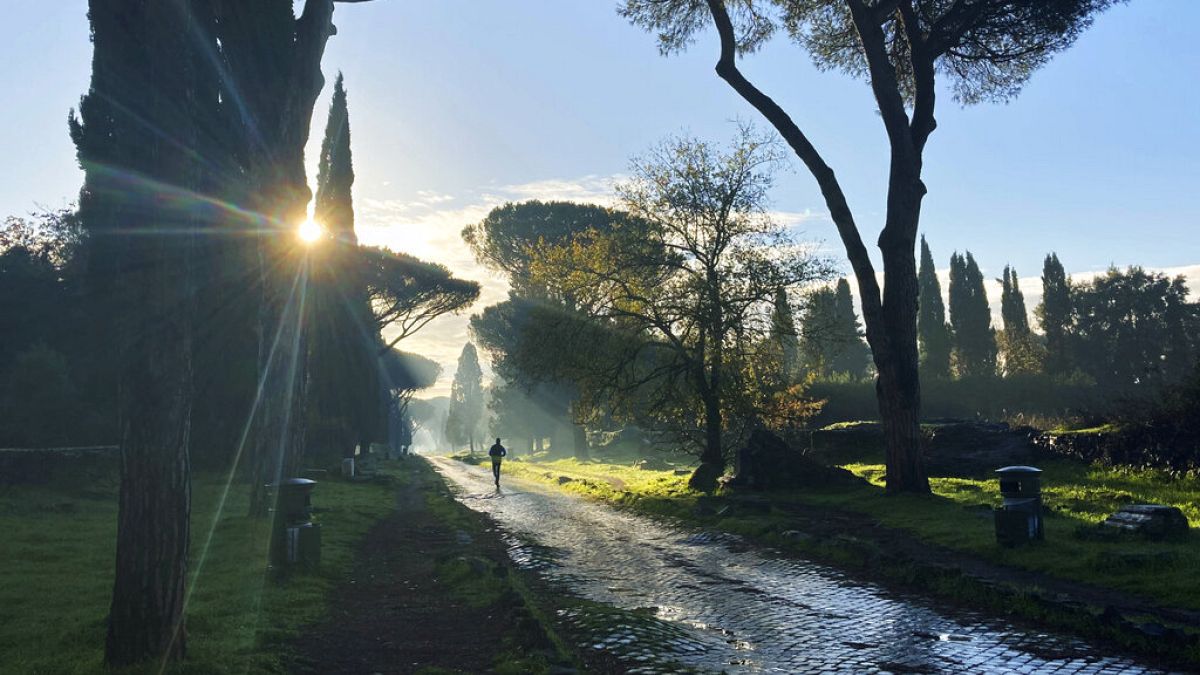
<box><xmin>487</xmin><ymin>437</ymin><xmax>507</xmax><ymax>488</ymax></box>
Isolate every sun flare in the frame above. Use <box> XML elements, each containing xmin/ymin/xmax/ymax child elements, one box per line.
<box><xmin>298</xmin><ymin>217</ymin><xmax>324</xmax><ymax>244</ymax></box>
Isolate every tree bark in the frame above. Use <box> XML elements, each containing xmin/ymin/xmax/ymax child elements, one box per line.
<box><xmin>689</xmin><ymin>386</ymin><xmax>725</xmax><ymax>492</ymax></box>
<box><xmin>215</xmin><ymin>0</ymin><xmax>338</xmax><ymax>516</ymax></box>
<box><xmin>84</xmin><ymin>1</ymin><xmax>199</xmax><ymax>665</ymax></box>
<box><xmin>572</xmin><ymin>423</ymin><xmax>589</xmax><ymax>460</ymax></box>
<box><xmin>703</xmin><ymin>0</ymin><xmax>930</xmax><ymax>493</ymax></box>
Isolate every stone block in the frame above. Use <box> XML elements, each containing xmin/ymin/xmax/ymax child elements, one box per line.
<box><xmin>1101</xmin><ymin>504</ymin><xmax>1190</xmax><ymax>540</ymax></box>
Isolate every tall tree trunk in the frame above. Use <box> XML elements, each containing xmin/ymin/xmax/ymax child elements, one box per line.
<box><xmin>874</xmin><ymin>175</ymin><xmax>930</xmax><ymax>494</ymax></box>
<box><xmin>572</xmin><ymin>423</ymin><xmax>589</xmax><ymax>460</ymax></box>
<box><xmin>106</xmin><ymin>256</ymin><xmax>194</xmax><ymax>665</ymax></box>
<box><xmin>215</xmin><ymin>0</ymin><xmax>338</xmax><ymax>515</ymax></box>
<box><xmin>876</xmin><ymin>230</ymin><xmax>926</xmax><ymax>493</ymax></box>
<box><xmin>704</xmin><ymin>0</ymin><xmax>929</xmax><ymax>493</ymax></box>
<box><xmin>689</xmin><ymin>387</ymin><xmax>724</xmax><ymax>492</ymax></box>
<box><xmin>76</xmin><ymin>1</ymin><xmax>200</xmax><ymax>665</ymax></box>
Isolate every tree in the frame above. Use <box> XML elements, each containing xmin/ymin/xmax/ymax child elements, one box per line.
<box><xmin>767</xmin><ymin>287</ymin><xmax>801</xmax><ymax>382</ymax></box>
<box><xmin>465</xmin><ymin>201</ymin><xmax>637</xmax><ymax>459</ymax></box>
<box><xmin>70</xmin><ymin>1</ymin><xmax>202</xmax><ymax>663</ymax></box>
<box><xmin>1073</xmin><ymin>267</ymin><xmax>1196</xmax><ymax>390</ymax></box>
<box><xmin>379</xmin><ymin>349</ymin><xmax>440</xmax><ymax>454</ymax></box>
<box><xmin>447</xmin><ymin>343</ymin><xmax>485</xmax><ymax>453</ymax></box>
<box><xmin>1038</xmin><ymin>253</ymin><xmax>1074</xmax><ymax>378</ymax></box>
<box><xmin>463</xmin><ymin>201</ymin><xmax>638</xmax><ymax>298</ymax></box>
<box><xmin>203</xmin><ymin>0</ymin><xmax>381</xmax><ymax>516</ymax></box>
<box><xmin>949</xmin><ymin>252</ymin><xmax>996</xmax><ymax>377</ymax></box>
<box><xmin>470</xmin><ymin>296</ymin><xmax>578</xmax><ymax>457</ymax></box>
<box><xmin>917</xmin><ymin>236</ymin><xmax>950</xmax><ymax>378</ymax></box>
<box><xmin>800</xmin><ymin>279</ymin><xmax>870</xmax><ymax>380</ymax></box>
<box><xmin>363</xmin><ymin>247</ymin><xmax>480</xmax><ymax>350</ymax></box>
<box><xmin>71</xmin><ymin>0</ymin><xmax>380</xmax><ymax>662</ymax></box>
<box><xmin>1</xmin><ymin>345</ymin><xmax>79</xmax><ymax>448</ymax></box>
<box><xmin>527</xmin><ymin>129</ymin><xmax>829</xmax><ymax>490</ymax></box>
<box><xmin>830</xmin><ymin>278</ymin><xmax>871</xmax><ymax>378</ymax></box>
<box><xmin>307</xmin><ymin>73</ymin><xmax>381</xmax><ymax>463</ymax></box>
<box><xmin>620</xmin><ymin>0</ymin><xmax>1120</xmax><ymax>494</ymax></box>
<box><xmin>998</xmin><ymin>266</ymin><xmax>1042</xmax><ymax>376</ymax></box>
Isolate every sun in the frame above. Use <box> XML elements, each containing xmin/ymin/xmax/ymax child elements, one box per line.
<box><xmin>297</xmin><ymin>217</ymin><xmax>324</xmax><ymax>244</ymax></box>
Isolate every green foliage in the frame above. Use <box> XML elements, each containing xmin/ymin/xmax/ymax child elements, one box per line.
<box><xmin>1072</xmin><ymin>267</ymin><xmax>1196</xmax><ymax>390</ymax></box>
<box><xmin>1038</xmin><ymin>253</ymin><xmax>1074</xmax><ymax>377</ymax></box>
<box><xmin>463</xmin><ymin>201</ymin><xmax>639</xmax><ymax>298</ymax></box>
<box><xmin>949</xmin><ymin>251</ymin><xmax>997</xmax><ymax>377</ymax></box>
<box><xmin>799</xmin><ymin>278</ymin><xmax>870</xmax><ymax>380</ymax></box>
<box><xmin>307</xmin><ymin>75</ymin><xmax>381</xmax><ymax>462</ymax></box>
<box><xmin>917</xmin><ymin>236</ymin><xmax>951</xmax><ymax>378</ymax></box>
<box><xmin>767</xmin><ymin>287</ymin><xmax>801</xmax><ymax>382</ymax></box>
<box><xmin>999</xmin><ymin>266</ymin><xmax>1044</xmax><ymax>376</ymax></box>
<box><xmin>808</xmin><ymin>374</ymin><xmax>1100</xmax><ymax>428</ymax></box>
<box><xmin>0</xmin><ymin>345</ymin><xmax>88</xmax><ymax>447</ymax></box>
<box><xmin>315</xmin><ymin>74</ymin><xmax>355</xmax><ymax>237</ymax></box>
<box><xmin>379</xmin><ymin>348</ymin><xmax>440</xmax><ymax>394</ymax></box>
<box><xmin>446</xmin><ymin>343</ymin><xmax>485</xmax><ymax>450</ymax></box>
<box><xmin>521</xmin><ymin>128</ymin><xmax>831</xmax><ymax>465</ymax></box>
<box><xmin>621</xmin><ymin>0</ymin><xmax>1123</xmax><ymax>107</ymax></box>
<box><xmin>362</xmin><ymin>246</ymin><xmax>480</xmax><ymax>348</ymax></box>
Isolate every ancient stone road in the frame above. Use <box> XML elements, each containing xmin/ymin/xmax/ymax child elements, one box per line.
<box><xmin>429</xmin><ymin>457</ymin><xmax>1167</xmax><ymax>674</ymax></box>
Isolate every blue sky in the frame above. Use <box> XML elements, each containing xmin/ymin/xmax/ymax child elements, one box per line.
<box><xmin>2</xmin><ymin>1</ymin><xmax>1197</xmax><ymax>394</ymax></box>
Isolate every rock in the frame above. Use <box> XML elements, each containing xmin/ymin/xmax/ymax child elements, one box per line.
<box><xmin>779</xmin><ymin>529</ymin><xmax>812</xmax><ymax>543</ymax></box>
<box><xmin>1101</xmin><ymin>504</ymin><xmax>1190</xmax><ymax>540</ymax></box>
<box><xmin>924</xmin><ymin>421</ymin><xmax>1036</xmax><ymax>476</ymax></box>
<box><xmin>724</xmin><ymin>428</ymin><xmax>860</xmax><ymax>491</ymax></box>
<box><xmin>633</xmin><ymin>457</ymin><xmax>672</xmax><ymax>471</ymax></box>
<box><xmin>556</xmin><ymin>476</ymin><xmax>574</xmax><ymax>485</ymax></box>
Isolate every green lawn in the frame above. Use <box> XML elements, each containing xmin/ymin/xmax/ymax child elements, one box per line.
<box><xmin>0</xmin><ymin>469</ymin><xmax>397</xmax><ymax>674</ymax></box>
<box><xmin>480</xmin><ymin>450</ymin><xmax>1200</xmax><ymax>611</ymax></box>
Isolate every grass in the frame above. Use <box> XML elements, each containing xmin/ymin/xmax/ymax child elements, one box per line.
<box><xmin>805</xmin><ymin>459</ymin><xmax>1200</xmax><ymax>608</ymax></box>
<box><xmin>0</xmin><ymin>468</ymin><xmax>397</xmax><ymax>674</ymax></box>
<box><xmin>470</xmin><ymin>449</ymin><xmax>1200</xmax><ymax>611</ymax></box>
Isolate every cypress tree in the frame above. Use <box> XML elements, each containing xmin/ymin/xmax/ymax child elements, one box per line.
<box><xmin>999</xmin><ymin>266</ymin><xmax>1041</xmax><ymax>375</ymax></box>
<box><xmin>917</xmin><ymin>236</ymin><xmax>951</xmax><ymax>378</ymax></box>
<box><xmin>999</xmin><ymin>266</ymin><xmax>1030</xmax><ymax>336</ymax></box>
<box><xmin>768</xmin><ymin>287</ymin><xmax>801</xmax><ymax>382</ymax></box>
<box><xmin>800</xmin><ymin>279</ymin><xmax>870</xmax><ymax>380</ymax></box>
<box><xmin>831</xmin><ymin>278</ymin><xmax>871</xmax><ymax>379</ymax></box>
<box><xmin>447</xmin><ymin>343</ymin><xmax>484</xmax><ymax>453</ymax></box>
<box><xmin>949</xmin><ymin>252</ymin><xmax>996</xmax><ymax>377</ymax></box>
<box><xmin>308</xmin><ymin>74</ymin><xmax>381</xmax><ymax>462</ymax></box>
<box><xmin>1038</xmin><ymin>253</ymin><xmax>1073</xmax><ymax>377</ymax></box>
<box><xmin>316</xmin><ymin>73</ymin><xmax>355</xmax><ymax>242</ymax></box>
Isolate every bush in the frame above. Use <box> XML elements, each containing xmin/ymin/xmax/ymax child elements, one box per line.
<box><xmin>0</xmin><ymin>345</ymin><xmax>81</xmax><ymax>447</ymax></box>
<box><xmin>808</xmin><ymin>374</ymin><xmax>1102</xmax><ymax>428</ymax></box>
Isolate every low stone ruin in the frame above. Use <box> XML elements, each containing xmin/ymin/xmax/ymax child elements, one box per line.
<box><xmin>1100</xmin><ymin>504</ymin><xmax>1190</xmax><ymax>540</ymax></box>
<box><xmin>723</xmin><ymin>428</ymin><xmax>860</xmax><ymax>491</ymax></box>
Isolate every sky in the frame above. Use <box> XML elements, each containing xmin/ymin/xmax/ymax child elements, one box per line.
<box><xmin>2</xmin><ymin>1</ymin><xmax>1197</xmax><ymax>397</ymax></box>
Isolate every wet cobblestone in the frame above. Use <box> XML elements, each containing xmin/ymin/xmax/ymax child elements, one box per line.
<box><xmin>432</xmin><ymin>458</ymin><xmax>1171</xmax><ymax>674</ymax></box>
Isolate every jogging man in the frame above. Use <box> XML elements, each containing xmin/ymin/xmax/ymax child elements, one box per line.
<box><xmin>487</xmin><ymin>437</ymin><xmax>507</xmax><ymax>488</ymax></box>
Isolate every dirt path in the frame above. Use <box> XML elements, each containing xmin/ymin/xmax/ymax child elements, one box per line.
<box><xmin>432</xmin><ymin>456</ymin><xmax>1166</xmax><ymax>674</ymax></box>
<box><xmin>289</xmin><ymin>460</ymin><xmax>566</xmax><ymax>674</ymax></box>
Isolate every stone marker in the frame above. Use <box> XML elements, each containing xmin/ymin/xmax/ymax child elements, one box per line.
<box><xmin>1101</xmin><ymin>504</ymin><xmax>1189</xmax><ymax>540</ymax></box>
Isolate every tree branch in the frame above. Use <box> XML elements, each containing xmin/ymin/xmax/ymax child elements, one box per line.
<box><xmin>703</xmin><ymin>0</ymin><xmax>882</xmax><ymax>328</ymax></box>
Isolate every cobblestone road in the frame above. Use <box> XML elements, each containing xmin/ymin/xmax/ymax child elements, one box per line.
<box><xmin>429</xmin><ymin>457</ymin><xmax>1168</xmax><ymax>674</ymax></box>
